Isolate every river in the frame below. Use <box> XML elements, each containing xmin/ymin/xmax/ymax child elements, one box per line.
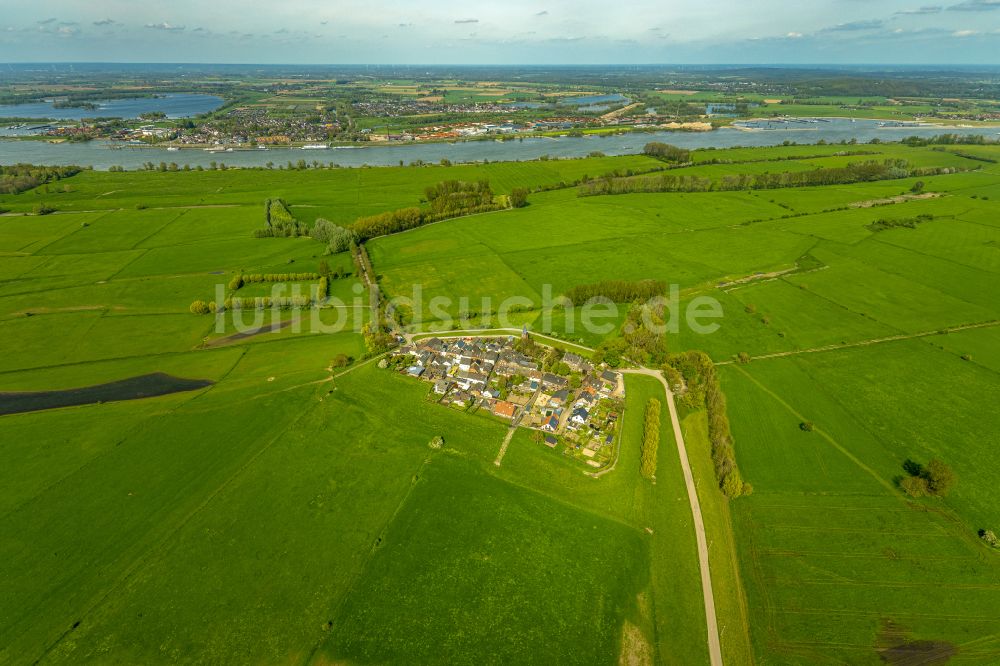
<box><xmin>1</xmin><ymin>118</ymin><xmax>997</xmax><ymax>170</ymax></box>
<box><xmin>0</xmin><ymin>93</ymin><xmax>224</xmax><ymax>122</ymax></box>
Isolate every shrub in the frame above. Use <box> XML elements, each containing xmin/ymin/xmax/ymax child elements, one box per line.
<box><xmin>33</xmin><ymin>203</ymin><xmax>56</xmax><ymax>215</ymax></box>
<box><xmin>800</xmin><ymin>421</ymin><xmax>814</xmax><ymax>432</ymax></box>
<box><xmin>189</xmin><ymin>300</ymin><xmax>210</xmax><ymax>315</ymax></box>
<box><xmin>980</xmin><ymin>529</ymin><xmax>998</xmax><ymax>548</ymax></box>
<box><xmin>900</xmin><ymin>475</ymin><xmax>929</xmax><ymax>498</ymax></box>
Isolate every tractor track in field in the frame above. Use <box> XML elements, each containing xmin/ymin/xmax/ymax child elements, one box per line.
<box><xmin>715</xmin><ymin>319</ymin><xmax>1000</xmax><ymax>365</ymax></box>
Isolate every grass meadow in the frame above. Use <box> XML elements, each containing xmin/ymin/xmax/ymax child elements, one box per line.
<box><xmin>3</xmin><ymin>143</ymin><xmax>1000</xmax><ymax>663</ymax></box>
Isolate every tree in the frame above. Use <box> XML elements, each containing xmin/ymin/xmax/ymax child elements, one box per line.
<box><xmin>980</xmin><ymin>529</ymin><xmax>998</xmax><ymax>548</ymax></box>
<box><xmin>910</xmin><ymin>180</ymin><xmax>925</xmax><ymax>193</ymax></box>
<box><xmin>326</xmin><ymin>224</ymin><xmax>359</xmax><ymax>254</ymax></box>
<box><xmin>509</xmin><ymin>187</ymin><xmax>529</xmax><ymax>208</ymax></box>
<box><xmin>722</xmin><ymin>470</ymin><xmax>750</xmax><ymax>498</ymax></box>
<box><xmin>189</xmin><ymin>300</ymin><xmax>210</xmax><ymax>315</ymax></box>
<box><xmin>900</xmin><ymin>475</ymin><xmax>929</xmax><ymax>498</ymax></box>
<box><xmin>800</xmin><ymin>421</ymin><xmax>814</xmax><ymax>432</ymax></box>
<box><xmin>925</xmin><ymin>458</ymin><xmax>956</xmax><ymax>497</ymax></box>
<box><xmin>310</xmin><ymin>218</ymin><xmax>338</xmax><ymax>243</ymax></box>
<box><xmin>331</xmin><ymin>353</ymin><xmax>352</xmax><ymax>368</ymax></box>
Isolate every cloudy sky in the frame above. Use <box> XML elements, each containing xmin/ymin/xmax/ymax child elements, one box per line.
<box><xmin>2</xmin><ymin>0</ymin><xmax>1000</xmax><ymax>64</ymax></box>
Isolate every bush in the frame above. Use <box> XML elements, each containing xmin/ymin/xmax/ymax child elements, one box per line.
<box><xmin>189</xmin><ymin>300</ymin><xmax>210</xmax><ymax>315</ymax></box>
<box><xmin>900</xmin><ymin>475</ymin><xmax>929</xmax><ymax>498</ymax></box>
<box><xmin>980</xmin><ymin>529</ymin><xmax>998</xmax><ymax>548</ymax></box>
<box><xmin>800</xmin><ymin>421</ymin><xmax>814</xmax><ymax>432</ymax></box>
<box><xmin>33</xmin><ymin>203</ymin><xmax>56</xmax><ymax>215</ymax></box>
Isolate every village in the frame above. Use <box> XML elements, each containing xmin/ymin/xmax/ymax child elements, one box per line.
<box><xmin>382</xmin><ymin>332</ymin><xmax>625</xmax><ymax>468</ymax></box>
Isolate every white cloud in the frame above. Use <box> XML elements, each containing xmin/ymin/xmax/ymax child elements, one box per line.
<box><xmin>145</xmin><ymin>22</ymin><xmax>185</xmax><ymax>31</ymax></box>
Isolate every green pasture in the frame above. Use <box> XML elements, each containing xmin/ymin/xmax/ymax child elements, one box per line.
<box><xmin>3</xmin><ymin>140</ymin><xmax>1000</xmax><ymax>664</ymax></box>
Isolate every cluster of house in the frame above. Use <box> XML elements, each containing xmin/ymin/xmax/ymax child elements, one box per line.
<box><xmin>389</xmin><ymin>335</ymin><xmax>624</xmax><ymax>458</ymax></box>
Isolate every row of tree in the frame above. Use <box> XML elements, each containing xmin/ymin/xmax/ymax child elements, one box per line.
<box><xmin>578</xmin><ymin>160</ymin><xmax>959</xmax><ymax>197</ymax></box>
<box><xmin>641</xmin><ymin>398</ymin><xmax>661</xmax><ymax>479</ymax></box>
<box><xmin>668</xmin><ymin>351</ymin><xmax>753</xmax><ymax>498</ymax></box>
<box><xmin>866</xmin><ymin>214</ymin><xmax>934</xmax><ymax>232</ymax></box>
<box><xmin>348</xmin><ymin>179</ymin><xmax>514</xmax><ymax>242</ymax></box>
<box><xmin>229</xmin><ymin>272</ymin><xmax>321</xmax><ymax>290</ymax></box>
<box><xmin>0</xmin><ymin>164</ymin><xmax>82</xmax><ymax>195</ymax></box>
<box><xmin>224</xmin><ymin>295</ymin><xmax>314</xmax><ymax>310</ymax></box>
<box><xmin>563</xmin><ymin>279</ymin><xmax>666</xmax><ymax>306</ymax></box>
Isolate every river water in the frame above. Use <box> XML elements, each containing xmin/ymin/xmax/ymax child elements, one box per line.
<box><xmin>1</xmin><ymin>118</ymin><xmax>997</xmax><ymax>170</ymax></box>
<box><xmin>0</xmin><ymin>93</ymin><xmax>224</xmax><ymax>122</ymax></box>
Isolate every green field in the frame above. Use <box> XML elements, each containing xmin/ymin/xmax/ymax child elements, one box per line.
<box><xmin>3</xmin><ymin>142</ymin><xmax>1000</xmax><ymax>664</ymax></box>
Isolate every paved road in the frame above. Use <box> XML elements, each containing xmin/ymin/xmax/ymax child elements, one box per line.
<box><xmin>622</xmin><ymin>367</ymin><xmax>724</xmax><ymax>666</ymax></box>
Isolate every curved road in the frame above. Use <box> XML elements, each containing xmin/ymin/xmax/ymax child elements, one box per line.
<box><xmin>622</xmin><ymin>368</ymin><xmax>723</xmax><ymax>666</ymax></box>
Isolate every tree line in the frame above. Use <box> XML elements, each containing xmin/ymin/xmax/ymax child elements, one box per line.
<box><xmin>350</xmin><ymin>179</ymin><xmax>513</xmax><ymax>242</ymax></box>
<box><xmin>563</xmin><ymin>279</ymin><xmax>666</xmax><ymax>306</ymax></box>
<box><xmin>668</xmin><ymin>351</ymin><xmax>752</xmax><ymax>498</ymax></box>
<box><xmin>230</xmin><ymin>272</ymin><xmax>321</xmax><ymax>290</ymax></box>
<box><xmin>578</xmin><ymin>160</ymin><xmax>961</xmax><ymax>197</ymax></box>
<box><xmin>0</xmin><ymin>164</ymin><xmax>82</xmax><ymax>195</ymax></box>
<box><xmin>867</xmin><ymin>214</ymin><xmax>934</xmax><ymax>232</ymax></box>
<box><xmin>641</xmin><ymin>398</ymin><xmax>661</xmax><ymax>479</ymax></box>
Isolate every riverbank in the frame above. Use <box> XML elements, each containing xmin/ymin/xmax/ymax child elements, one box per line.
<box><xmin>2</xmin><ymin>117</ymin><xmax>998</xmax><ymax>170</ymax></box>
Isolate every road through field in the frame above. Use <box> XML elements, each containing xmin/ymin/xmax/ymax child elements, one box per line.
<box><xmin>622</xmin><ymin>367</ymin><xmax>724</xmax><ymax>666</ymax></box>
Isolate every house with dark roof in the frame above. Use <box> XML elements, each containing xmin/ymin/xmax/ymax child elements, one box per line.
<box><xmin>549</xmin><ymin>389</ymin><xmax>570</xmax><ymax>407</ymax></box>
<box><xmin>562</xmin><ymin>352</ymin><xmax>585</xmax><ymax>370</ymax></box>
<box><xmin>541</xmin><ymin>373</ymin><xmax>568</xmax><ymax>390</ymax></box>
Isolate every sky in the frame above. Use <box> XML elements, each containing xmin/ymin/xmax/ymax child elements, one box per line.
<box><xmin>2</xmin><ymin>0</ymin><xmax>1000</xmax><ymax>64</ymax></box>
